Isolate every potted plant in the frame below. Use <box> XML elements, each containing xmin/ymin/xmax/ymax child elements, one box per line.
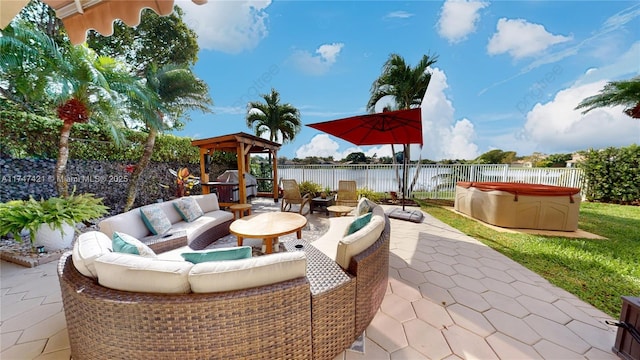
<box><xmin>321</xmin><ymin>186</ymin><xmax>332</xmax><ymax>199</ymax></box>
<box><xmin>0</xmin><ymin>192</ymin><xmax>108</xmax><ymax>251</ymax></box>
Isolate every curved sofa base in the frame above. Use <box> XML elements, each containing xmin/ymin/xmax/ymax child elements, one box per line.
<box><xmin>58</xmin><ymin>253</ymin><xmax>313</xmax><ymax>360</ymax></box>
<box><xmin>350</xmin><ymin>218</ymin><xmax>391</xmax><ymax>338</ymax></box>
<box><xmin>455</xmin><ymin>182</ymin><xmax>581</xmax><ymax>231</ymax></box>
<box><xmin>188</xmin><ymin>218</ymin><xmax>233</xmax><ymax>250</ymax></box>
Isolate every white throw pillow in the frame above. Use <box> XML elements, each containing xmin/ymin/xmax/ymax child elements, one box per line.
<box><xmin>72</xmin><ymin>231</ymin><xmax>113</xmax><ymax>278</ymax></box>
<box><xmin>112</xmin><ymin>231</ymin><xmax>157</xmax><ymax>258</ymax></box>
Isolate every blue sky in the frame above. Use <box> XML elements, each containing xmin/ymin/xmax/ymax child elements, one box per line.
<box><xmin>175</xmin><ymin>0</ymin><xmax>640</xmax><ymax>161</ymax></box>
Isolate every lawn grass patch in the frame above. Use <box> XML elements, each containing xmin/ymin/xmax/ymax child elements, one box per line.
<box><xmin>417</xmin><ymin>199</ymin><xmax>640</xmax><ymax>318</ymax></box>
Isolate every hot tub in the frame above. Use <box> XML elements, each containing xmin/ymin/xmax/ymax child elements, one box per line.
<box><xmin>454</xmin><ymin>182</ymin><xmax>581</xmax><ymax>231</ymax></box>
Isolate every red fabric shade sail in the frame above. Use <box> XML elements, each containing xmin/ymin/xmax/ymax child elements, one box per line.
<box><xmin>307</xmin><ymin>107</ymin><xmax>423</xmax><ymax>147</ymax></box>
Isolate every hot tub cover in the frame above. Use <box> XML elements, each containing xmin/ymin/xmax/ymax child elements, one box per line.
<box><xmin>457</xmin><ymin>182</ymin><xmax>580</xmax><ymax>197</ymax></box>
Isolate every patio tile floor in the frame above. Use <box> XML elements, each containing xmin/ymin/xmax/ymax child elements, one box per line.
<box><xmin>0</xmin><ymin>199</ymin><xmax>620</xmax><ymax>359</ymax></box>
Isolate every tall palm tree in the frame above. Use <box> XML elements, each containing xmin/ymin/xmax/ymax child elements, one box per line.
<box><xmin>1</xmin><ymin>21</ymin><xmax>155</xmax><ymax>197</ymax></box>
<box><xmin>123</xmin><ymin>63</ymin><xmax>212</xmax><ymax>211</ymax></box>
<box><xmin>246</xmin><ymin>88</ymin><xmax>301</xmax><ymax>144</ymax></box>
<box><xmin>575</xmin><ymin>76</ymin><xmax>640</xmax><ymax>119</ymax></box>
<box><xmin>367</xmin><ymin>53</ymin><xmax>438</xmax><ymax>195</ymax></box>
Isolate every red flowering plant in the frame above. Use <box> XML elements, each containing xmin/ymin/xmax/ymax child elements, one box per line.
<box><xmin>161</xmin><ymin>167</ymin><xmax>200</xmax><ymax>198</ymax></box>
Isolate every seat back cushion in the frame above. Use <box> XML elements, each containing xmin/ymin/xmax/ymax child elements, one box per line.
<box><xmin>335</xmin><ymin>206</ymin><xmax>385</xmax><ymax>269</ymax></box>
<box><xmin>72</xmin><ymin>231</ymin><xmax>113</xmax><ymax>278</ymax></box>
<box><xmin>98</xmin><ymin>210</ymin><xmax>150</xmax><ymax>239</ymax></box>
<box><xmin>192</xmin><ymin>193</ymin><xmax>220</xmax><ymax>213</ymax></box>
<box><xmin>94</xmin><ymin>252</ymin><xmax>193</xmax><ymax>294</ymax></box>
<box><xmin>189</xmin><ymin>252</ymin><xmax>307</xmax><ymax>293</ymax></box>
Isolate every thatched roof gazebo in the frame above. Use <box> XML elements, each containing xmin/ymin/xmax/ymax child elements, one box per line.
<box><xmin>191</xmin><ymin>132</ymin><xmax>281</xmax><ymax>207</ymax></box>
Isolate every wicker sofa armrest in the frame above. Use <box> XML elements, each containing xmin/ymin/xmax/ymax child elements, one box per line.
<box><xmin>348</xmin><ymin>215</ymin><xmax>391</xmax><ymax>338</ymax></box>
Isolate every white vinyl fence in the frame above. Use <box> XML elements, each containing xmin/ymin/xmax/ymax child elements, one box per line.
<box><xmin>276</xmin><ymin>164</ymin><xmax>585</xmax><ymax>200</ymax></box>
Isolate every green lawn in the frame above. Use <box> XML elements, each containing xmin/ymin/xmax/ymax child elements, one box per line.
<box><xmin>417</xmin><ymin>200</ymin><xmax>640</xmax><ymax>318</ymax></box>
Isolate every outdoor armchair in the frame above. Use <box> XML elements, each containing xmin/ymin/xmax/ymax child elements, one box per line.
<box><xmin>335</xmin><ymin>180</ymin><xmax>358</xmax><ymax>207</ymax></box>
<box><xmin>280</xmin><ymin>179</ymin><xmax>311</xmax><ymax>215</ymax></box>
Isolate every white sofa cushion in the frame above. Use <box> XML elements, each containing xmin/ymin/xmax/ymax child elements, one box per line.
<box><xmin>335</xmin><ymin>206</ymin><xmax>385</xmax><ymax>269</ymax></box>
<box><xmin>94</xmin><ymin>252</ymin><xmax>193</xmax><ymax>294</ymax></box>
<box><xmin>312</xmin><ymin>205</ymin><xmax>385</xmax><ymax>269</ymax></box>
<box><xmin>99</xmin><ymin>209</ymin><xmax>150</xmax><ymax>239</ymax></box>
<box><xmin>169</xmin><ymin>210</ymin><xmax>234</xmax><ymax>247</ymax></box>
<box><xmin>188</xmin><ymin>252</ymin><xmax>307</xmax><ymax>293</ymax></box>
<box><xmin>311</xmin><ymin>216</ymin><xmax>353</xmax><ymax>260</ymax></box>
<box><xmin>72</xmin><ymin>231</ymin><xmax>112</xmax><ymax>278</ymax></box>
<box><xmin>192</xmin><ymin>193</ymin><xmax>220</xmax><ymax>213</ymax></box>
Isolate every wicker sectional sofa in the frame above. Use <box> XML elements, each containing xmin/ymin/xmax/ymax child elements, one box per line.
<box><xmin>57</xmin><ymin>198</ymin><xmax>390</xmax><ymax>360</ymax></box>
<box><xmin>98</xmin><ymin>193</ymin><xmax>234</xmax><ymax>251</ymax></box>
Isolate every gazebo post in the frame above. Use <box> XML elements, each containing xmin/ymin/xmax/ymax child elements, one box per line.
<box><xmin>272</xmin><ymin>149</ymin><xmax>279</xmax><ymax>203</ymax></box>
<box><xmin>200</xmin><ymin>148</ymin><xmax>210</xmax><ymax>194</ymax></box>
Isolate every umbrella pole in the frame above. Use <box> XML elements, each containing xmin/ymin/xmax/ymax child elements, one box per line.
<box><xmin>402</xmin><ymin>144</ymin><xmax>409</xmax><ymax>211</ymax></box>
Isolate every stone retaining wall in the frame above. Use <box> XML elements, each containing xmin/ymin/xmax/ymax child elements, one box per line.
<box><xmin>0</xmin><ymin>157</ymin><xmax>213</xmax><ymax>215</ymax></box>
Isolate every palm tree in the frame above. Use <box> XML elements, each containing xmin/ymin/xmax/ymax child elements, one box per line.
<box><xmin>246</xmin><ymin>88</ymin><xmax>301</xmax><ymax>144</ymax></box>
<box><xmin>1</xmin><ymin>21</ymin><xmax>154</xmax><ymax>197</ymax></box>
<box><xmin>123</xmin><ymin>63</ymin><xmax>212</xmax><ymax>211</ymax></box>
<box><xmin>367</xmin><ymin>53</ymin><xmax>438</xmax><ymax>196</ymax></box>
<box><xmin>575</xmin><ymin>76</ymin><xmax>640</xmax><ymax>119</ymax></box>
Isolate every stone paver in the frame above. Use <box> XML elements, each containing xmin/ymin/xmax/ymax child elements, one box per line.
<box><xmin>0</xmin><ymin>202</ymin><xmax>620</xmax><ymax>360</ymax></box>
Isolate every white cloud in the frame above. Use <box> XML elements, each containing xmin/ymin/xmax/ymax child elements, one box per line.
<box><xmin>487</xmin><ymin>18</ymin><xmax>572</xmax><ymax>59</ymax></box>
<box><xmin>299</xmin><ymin>68</ymin><xmax>480</xmax><ymax>161</ymax></box>
<box><xmin>289</xmin><ymin>43</ymin><xmax>345</xmax><ymax>76</ymax></box>
<box><xmin>419</xmin><ymin>68</ymin><xmax>479</xmax><ymax>160</ymax></box>
<box><xmin>437</xmin><ymin>0</ymin><xmax>489</xmax><ymax>44</ymax></box>
<box><xmin>384</xmin><ymin>11</ymin><xmax>414</xmax><ymax>19</ymax></box>
<box><xmin>522</xmin><ymin>80</ymin><xmax>640</xmax><ymax>153</ymax></box>
<box><xmin>179</xmin><ymin>0</ymin><xmax>271</xmax><ymax>54</ymax></box>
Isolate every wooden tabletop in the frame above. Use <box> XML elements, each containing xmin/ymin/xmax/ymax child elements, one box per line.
<box><xmin>229</xmin><ymin>212</ymin><xmax>308</xmax><ymax>239</ymax></box>
<box><xmin>327</xmin><ymin>205</ymin><xmax>354</xmax><ymax>216</ymax></box>
<box><xmin>229</xmin><ymin>203</ymin><xmax>252</xmax><ymax>210</ymax></box>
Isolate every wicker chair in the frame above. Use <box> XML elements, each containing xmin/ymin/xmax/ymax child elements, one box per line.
<box><xmin>281</xmin><ymin>179</ymin><xmax>311</xmax><ymax>215</ymax></box>
<box><xmin>336</xmin><ymin>180</ymin><xmax>358</xmax><ymax>207</ymax></box>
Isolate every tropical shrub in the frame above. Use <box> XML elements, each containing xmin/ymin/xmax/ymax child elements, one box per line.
<box><xmin>580</xmin><ymin>144</ymin><xmax>639</xmax><ymax>204</ymax></box>
<box><xmin>298</xmin><ymin>181</ymin><xmax>322</xmax><ymax>196</ymax></box>
<box><xmin>357</xmin><ymin>187</ymin><xmax>384</xmax><ymax>203</ymax></box>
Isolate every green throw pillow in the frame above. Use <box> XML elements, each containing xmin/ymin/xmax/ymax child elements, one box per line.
<box><xmin>181</xmin><ymin>246</ymin><xmax>252</xmax><ymax>264</ymax></box>
<box><xmin>173</xmin><ymin>197</ymin><xmax>204</xmax><ymax>222</ymax></box>
<box><xmin>112</xmin><ymin>232</ymin><xmax>156</xmax><ymax>257</ymax></box>
<box><xmin>140</xmin><ymin>205</ymin><xmax>172</xmax><ymax>235</ymax></box>
<box><xmin>345</xmin><ymin>212</ymin><xmax>373</xmax><ymax>236</ymax></box>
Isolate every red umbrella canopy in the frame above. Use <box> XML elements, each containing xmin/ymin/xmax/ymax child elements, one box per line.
<box><xmin>307</xmin><ymin>107</ymin><xmax>423</xmax><ymax>146</ymax></box>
